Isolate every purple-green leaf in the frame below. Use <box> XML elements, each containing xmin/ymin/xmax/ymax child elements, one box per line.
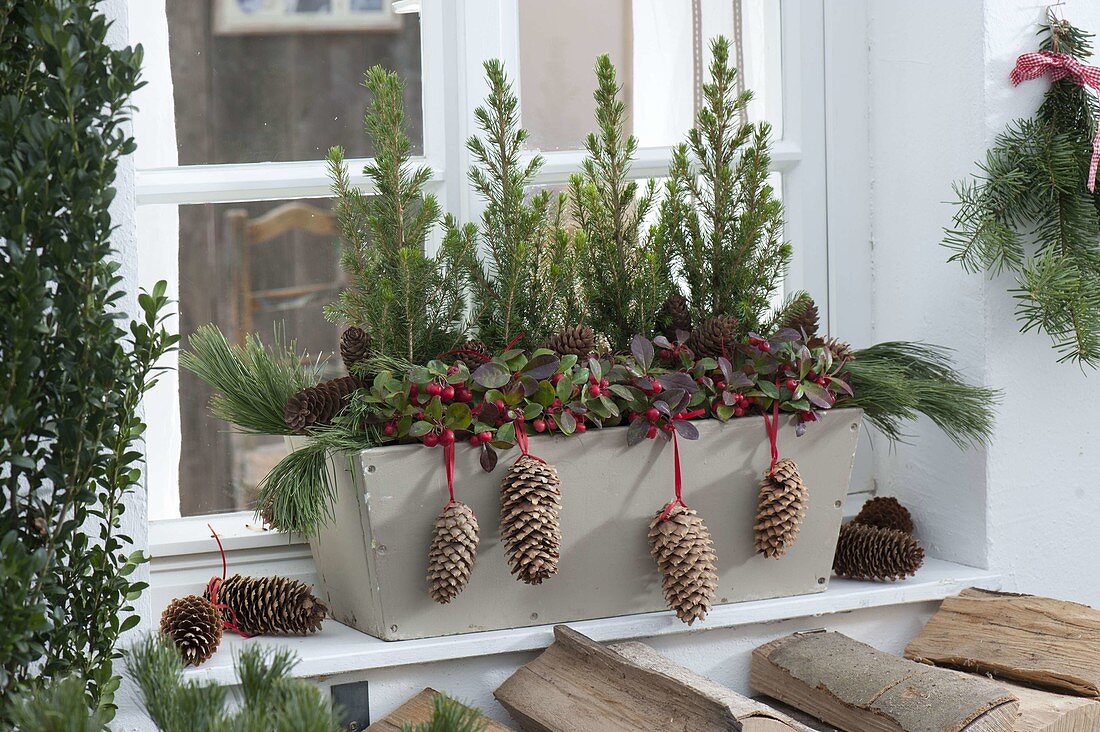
<box><xmin>473</xmin><ymin>361</ymin><xmax>510</xmax><ymax>389</ymax></box>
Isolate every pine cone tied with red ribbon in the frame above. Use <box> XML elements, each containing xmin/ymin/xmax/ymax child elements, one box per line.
<box><xmin>754</xmin><ymin>458</ymin><xmax>808</xmax><ymax>559</ymax></box>
<box><xmin>499</xmin><ymin>454</ymin><xmax>562</xmax><ymax>585</ymax></box>
<box><xmin>853</xmin><ymin>496</ymin><xmax>914</xmax><ymax>535</ymax></box>
<box><xmin>833</xmin><ymin>522</ymin><xmax>924</xmax><ymax>581</ymax></box>
<box><xmin>283</xmin><ymin>375</ymin><xmax>360</xmax><ymax>433</ymax></box>
<box><xmin>203</xmin><ymin>574</ymin><xmax>327</xmax><ymax>635</ymax></box>
<box><xmin>160</xmin><ymin>595</ymin><xmax>223</xmax><ymax>666</ymax></box>
<box><xmin>686</xmin><ymin>315</ymin><xmax>739</xmax><ymax>359</ymax></box>
<box><xmin>339</xmin><ymin>326</ymin><xmax>372</xmax><ymax>372</ymax></box>
<box><xmin>648</xmin><ymin>504</ymin><xmax>718</xmax><ymax>625</ymax></box>
<box><xmin>427</xmin><ymin>502</ymin><xmax>480</xmax><ymax>604</ymax></box>
<box><xmin>540</xmin><ymin>325</ymin><xmax>596</xmax><ymax>359</ymax></box>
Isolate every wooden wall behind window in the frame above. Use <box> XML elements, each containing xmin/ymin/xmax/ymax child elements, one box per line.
<box><xmin>166</xmin><ymin>1</ymin><xmax>423</xmax><ymax>516</ymax></box>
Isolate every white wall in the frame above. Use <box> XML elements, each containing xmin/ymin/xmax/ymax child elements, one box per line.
<box><xmin>867</xmin><ymin>0</ymin><xmax>1100</xmax><ymax>604</ymax></box>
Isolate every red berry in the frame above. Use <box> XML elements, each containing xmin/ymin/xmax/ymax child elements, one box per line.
<box><xmin>441</xmin><ymin>385</ymin><xmax>455</xmax><ymax>401</ymax></box>
<box><xmin>409</xmin><ymin>384</ymin><xmax>419</xmax><ymax>398</ymax></box>
<box><xmin>552</xmin><ymin>397</ymin><xmax>562</xmax><ymax>408</ymax></box>
<box><xmin>423</xmin><ymin>433</ymin><xmax>439</xmax><ymax>447</ymax></box>
<box><xmin>599</xmin><ymin>377</ymin><xmax>609</xmax><ymax>388</ymax></box>
<box><xmin>468</xmin><ymin>434</ymin><xmax>481</xmax><ymax>446</ymax></box>
<box><xmin>588</xmin><ymin>384</ymin><xmax>601</xmax><ymax>397</ymax></box>
<box><xmin>456</xmin><ymin>387</ymin><xmax>472</xmax><ymax>402</ymax></box>
<box><xmin>533</xmin><ymin>418</ymin><xmax>547</xmax><ymax>433</ymax></box>
<box><xmin>645</xmin><ymin>407</ymin><xmax>660</xmax><ymax>423</ymax></box>
<box><xmin>715</xmin><ymin>380</ymin><xmax>726</xmax><ymax>391</ymax></box>
<box><xmin>816</xmin><ymin>376</ymin><xmax>827</xmax><ymax>386</ymax></box>
<box><xmin>646</xmin><ymin>425</ymin><xmax>658</xmax><ymax>439</ymax></box>
<box><xmin>651</xmin><ymin>380</ymin><xmax>663</xmax><ymax>394</ymax></box>
<box><xmin>471</xmin><ymin>403</ymin><xmax>483</xmax><ymax>415</ymax></box>
<box><xmin>734</xmin><ymin>407</ymin><xmax>745</xmax><ymax>417</ymax></box>
<box><xmin>661</xmin><ymin>349</ymin><xmax>673</xmax><ymax>359</ymax></box>
<box><xmin>663</xmin><ymin>423</ymin><xmax>674</xmax><ymax>432</ymax></box>
<box><xmin>447</xmin><ymin>365</ymin><xmax>460</xmax><ymax>376</ymax></box>
<box><xmin>478</xmin><ymin>430</ymin><xmax>493</xmax><ymax>442</ymax></box>
<box><xmin>547</xmin><ymin>417</ymin><xmax>557</xmax><ymax>430</ymax></box>
<box><xmin>551</xmin><ymin>373</ymin><xmax>563</xmax><ymax>385</ymax></box>
<box><xmin>494</xmin><ymin>399</ymin><xmax>506</xmax><ymax>412</ymax></box>
<box><xmin>576</xmin><ymin>422</ymin><xmax>587</xmax><ymax>433</ymax></box>
<box><xmin>383</xmin><ymin>422</ymin><xmax>396</xmax><ymax>436</ymax></box>
<box><xmin>440</xmin><ymin>428</ymin><xmax>455</xmax><ymax>446</ymax></box>
<box><xmin>426</xmin><ymin>382</ymin><xmax>443</xmax><ymax>397</ymax></box>
<box><xmin>785</xmin><ymin>378</ymin><xmax>799</xmax><ymax>392</ymax></box>
<box><xmin>759</xmin><ymin>341</ymin><xmax>772</xmax><ymax>353</ymax></box>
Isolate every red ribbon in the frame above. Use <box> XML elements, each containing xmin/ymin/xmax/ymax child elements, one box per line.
<box><xmin>1011</xmin><ymin>50</ymin><xmax>1100</xmax><ymax>191</ymax></box>
<box><xmin>443</xmin><ymin>441</ymin><xmax>456</xmax><ymax>508</ymax></box>
<box><xmin>658</xmin><ymin>431</ymin><xmax>687</xmax><ymax>522</ymax></box>
<box><xmin>761</xmin><ymin>380</ymin><xmax>781</xmax><ymax>474</ymax></box>
<box><xmin>206</xmin><ymin>525</ymin><xmax>251</xmax><ymax>638</ymax></box>
<box><xmin>514</xmin><ymin>415</ymin><xmax>546</xmax><ymax>464</ymax></box>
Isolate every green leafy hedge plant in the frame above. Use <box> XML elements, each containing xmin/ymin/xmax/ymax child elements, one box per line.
<box><xmin>184</xmin><ymin>37</ymin><xmax>997</xmax><ymax>536</ymax></box>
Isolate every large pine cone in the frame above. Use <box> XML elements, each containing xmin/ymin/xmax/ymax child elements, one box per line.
<box><xmin>657</xmin><ymin>292</ymin><xmax>693</xmax><ymax>341</ymax></box>
<box><xmin>204</xmin><ymin>574</ymin><xmax>327</xmax><ymax>635</ymax></box>
<box><xmin>648</xmin><ymin>504</ymin><xmax>718</xmax><ymax>625</ymax></box>
<box><xmin>500</xmin><ymin>455</ymin><xmax>562</xmax><ymax>585</ymax></box>
<box><xmin>853</xmin><ymin>496</ymin><xmax>914</xmax><ymax>535</ymax></box>
<box><xmin>427</xmin><ymin>502</ymin><xmax>480</xmax><ymax>604</ymax></box>
<box><xmin>833</xmin><ymin>522</ymin><xmax>924</xmax><ymax>581</ymax></box>
<box><xmin>283</xmin><ymin>375</ymin><xmax>360</xmax><ymax>434</ymax></box>
<box><xmin>541</xmin><ymin>325</ymin><xmax>596</xmax><ymax>359</ymax></box>
<box><xmin>160</xmin><ymin>595</ymin><xmax>223</xmax><ymax>666</ymax></box>
<box><xmin>339</xmin><ymin>326</ymin><xmax>372</xmax><ymax>372</ymax></box>
<box><xmin>686</xmin><ymin>315</ymin><xmax>739</xmax><ymax>358</ymax></box>
<box><xmin>754</xmin><ymin>458</ymin><xmax>808</xmax><ymax>559</ymax></box>
<box><xmin>778</xmin><ymin>295</ymin><xmax>819</xmax><ymax>337</ymax></box>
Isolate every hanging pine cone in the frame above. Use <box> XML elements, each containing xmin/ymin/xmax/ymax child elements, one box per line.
<box><xmin>203</xmin><ymin>574</ymin><xmax>327</xmax><ymax>635</ymax></box>
<box><xmin>648</xmin><ymin>504</ymin><xmax>718</xmax><ymax>625</ymax></box>
<box><xmin>283</xmin><ymin>375</ymin><xmax>360</xmax><ymax>434</ymax></box>
<box><xmin>657</xmin><ymin>292</ymin><xmax>693</xmax><ymax>341</ymax></box>
<box><xmin>754</xmin><ymin>458</ymin><xmax>808</xmax><ymax>559</ymax></box>
<box><xmin>339</xmin><ymin>326</ymin><xmax>372</xmax><ymax>372</ymax></box>
<box><xmin>686</xmin><ymin>315</ymin><xmax>739</xmax><ymax>358</ymax></box>
<box><xmin>427</xmin><ymin>502</ymin><xmax>480</xmax><ymax>604</ymax></box>
<box><xmin>499</xmin><ymin>455</ymin><xmax>562</xmax><ymax>585</ymax></box>
<box><xmin>833</xmin><ymin>522</ymin><xmax>924</xmax><ymax>581</ymax></box>
<box><xmin>540</xmin><ymin>325</ymin><xmax>596</xmax><ymax>359</ymax></box>
<box><xmin>777</xmin><ymin>295</ymin><xmax>820</xmax><ymax>337</ymax></box>
<box><xmin>160</xmin><ymin>595</ymin><xmax>223</xmax><ymax>666</ymax></box>
<box><xmin>853</xmin><ymin>496</ymin><xmax>914</xmax><ymax>535</ymax></box>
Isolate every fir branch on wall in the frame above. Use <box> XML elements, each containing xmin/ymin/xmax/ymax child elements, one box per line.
<box><xmin>943</xmin><ymin>16</ymin><xmax>1100</xmax><ymax>367</ymax></box>
<box><xmin>570</xmin><ymin>53</ymin><xmax>670</xmax><ymax>349</ymax></box>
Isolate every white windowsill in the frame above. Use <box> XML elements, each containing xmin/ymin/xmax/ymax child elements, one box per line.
<box><xmin>181</xmin><ymin>558</ymin><xmax>999</xmax><ymax>686</ymax></box>
<box><xmin>150</xmin><ymin>511</ymin><xmax>305</xmax><ymax>557</ymax></box>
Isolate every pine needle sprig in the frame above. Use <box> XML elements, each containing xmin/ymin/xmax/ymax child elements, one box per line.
<box><xmin>459</xmin><ymin>60</ymin><xmax>568</xmax><ymax>350</ymax></box>
<box><xmin>570</xmin><ymin>53</ymin><xmax>669</xmax><ymax>349</ymax></box>
<box><xmin>842</xmin><ymin>341</ymin><xmax>999</xmax><ymax>448</ymax></box>
<box><xmin>255</xmin><ymin>440</ymin><xmax>337</xmax><ymax>537</ymax></box>
<box><xmin>180</xmin><ymin>324</ymin><xmax>322</xmax><ymax>436</ymax></box>
<box><xmin>943</xmin><ymin>15</ymin><xmax>1100</xmax><ymax>367</ymax></box>
<box><xmin>400</xmin><ymin>693</ymin><xmax>488</xmax><ymax>732</ymax></box>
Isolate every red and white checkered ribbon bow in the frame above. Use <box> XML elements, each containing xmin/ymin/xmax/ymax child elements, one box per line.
<box><xmin>1011</xmin><ymin>50</ymin><xmax>1100</xmax><ymax>191</ymax></box>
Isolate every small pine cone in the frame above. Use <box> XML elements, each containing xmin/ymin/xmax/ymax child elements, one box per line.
<box><xmin>778</xmin><ymin>295</ymin><xmax>820</xmax><ymax>337</ymax></box>
<box><xmin>810</xmin><ymin>335</ymin><xmax>855</xmax><ymax>365</ymax></box>
<box><xmin>686</xmin><ymin>315</ymin><xmax>740</xmax><ymax>359</ymax></box>
<box><xmin>339</xmin><ymin>327</ymin><xmax>372</xmax><ymax>372</ymax></box>
<box><xmin>541</xmin><ymin>325</ymin><xmax>596</xmax><ymax>359</ymax></box>
<box><xmin>160</xmin><ymin>595</ymin><xmax>223</xmax><ymax>666</ymax></box>
<box><xmin>204</xmin><ymin>574</ymin><xmax>327</xmax><ymax>635</ymax></box>
<box><xmin>833</xmin><ymin>522</ymin><xmax>924</xmax><ymax>581</ymax></box>
<box><xmin>500</xmin><ymin>455</ymin><xmax>562</xmax><ymax>585</ymax></box>
<box><xmin>658</xmin><ymin>292</ymin><xmax>693</xmax><ymax>341</ymax></box>
<box><xmin>454</xmin><ymin>338</ymin><xmax>491</xmax><ymax>368</ymax></box>
<box><xmin>283</xmin><ymin>375</ymin><xmax>360</xmax><ymax>434</ymax></box>
<box><xmin>427</xmin><ymin>502</ymin><xmax>480</xmax><ymax>604</ymax></box>
<box><xmin>648</xmin><ymin>504</ymin><xmax>718</xmax><ymax>625</ymax></box>
<box><xmin>853</xmin><ymin>496</ymin><xmax>914</xmax><ymax>535</ymax></box>
<box><xmin>754</xmin><ymin>458</ymin><xmax>808</xmax><ymax>559</ymax></box>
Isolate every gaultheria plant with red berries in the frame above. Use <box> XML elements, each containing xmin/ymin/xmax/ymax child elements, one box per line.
<box><xmin>183</xmin><ymin>38</ymin><xmax>997</xmax><ymax>537</ymax></box>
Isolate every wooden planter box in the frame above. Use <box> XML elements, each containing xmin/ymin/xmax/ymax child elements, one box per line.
<box><xmin>304</xmin><ymin>408</ymin><xmax>862</xmax><ymax>641</ymax></box>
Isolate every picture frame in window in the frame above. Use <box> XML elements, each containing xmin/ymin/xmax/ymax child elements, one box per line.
<box><xmin>213</xmin><ymin>0</ymin><xmax>402</xmax><ymax>36</ymax></box>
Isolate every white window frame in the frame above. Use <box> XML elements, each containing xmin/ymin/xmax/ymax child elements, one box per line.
<box><xmin>137</xmin><ymin>0</ymin><xmax>829</xmax><ymax>553</ymax></box>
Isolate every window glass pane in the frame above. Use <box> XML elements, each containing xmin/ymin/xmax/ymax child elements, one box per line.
<box><xmin>177</xmin><ymin>198</ymin><xmax>347</xmax><ymax>518</ymax></box>
<box><xmin>518</xmin><ymin>0</ymin><xmax>782</xmax><ymax>152</ymax></box>
<box><xmin>163</xmin><ymin>2</ymin><xmax>422</xmax><ymax>164</ymax></box>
